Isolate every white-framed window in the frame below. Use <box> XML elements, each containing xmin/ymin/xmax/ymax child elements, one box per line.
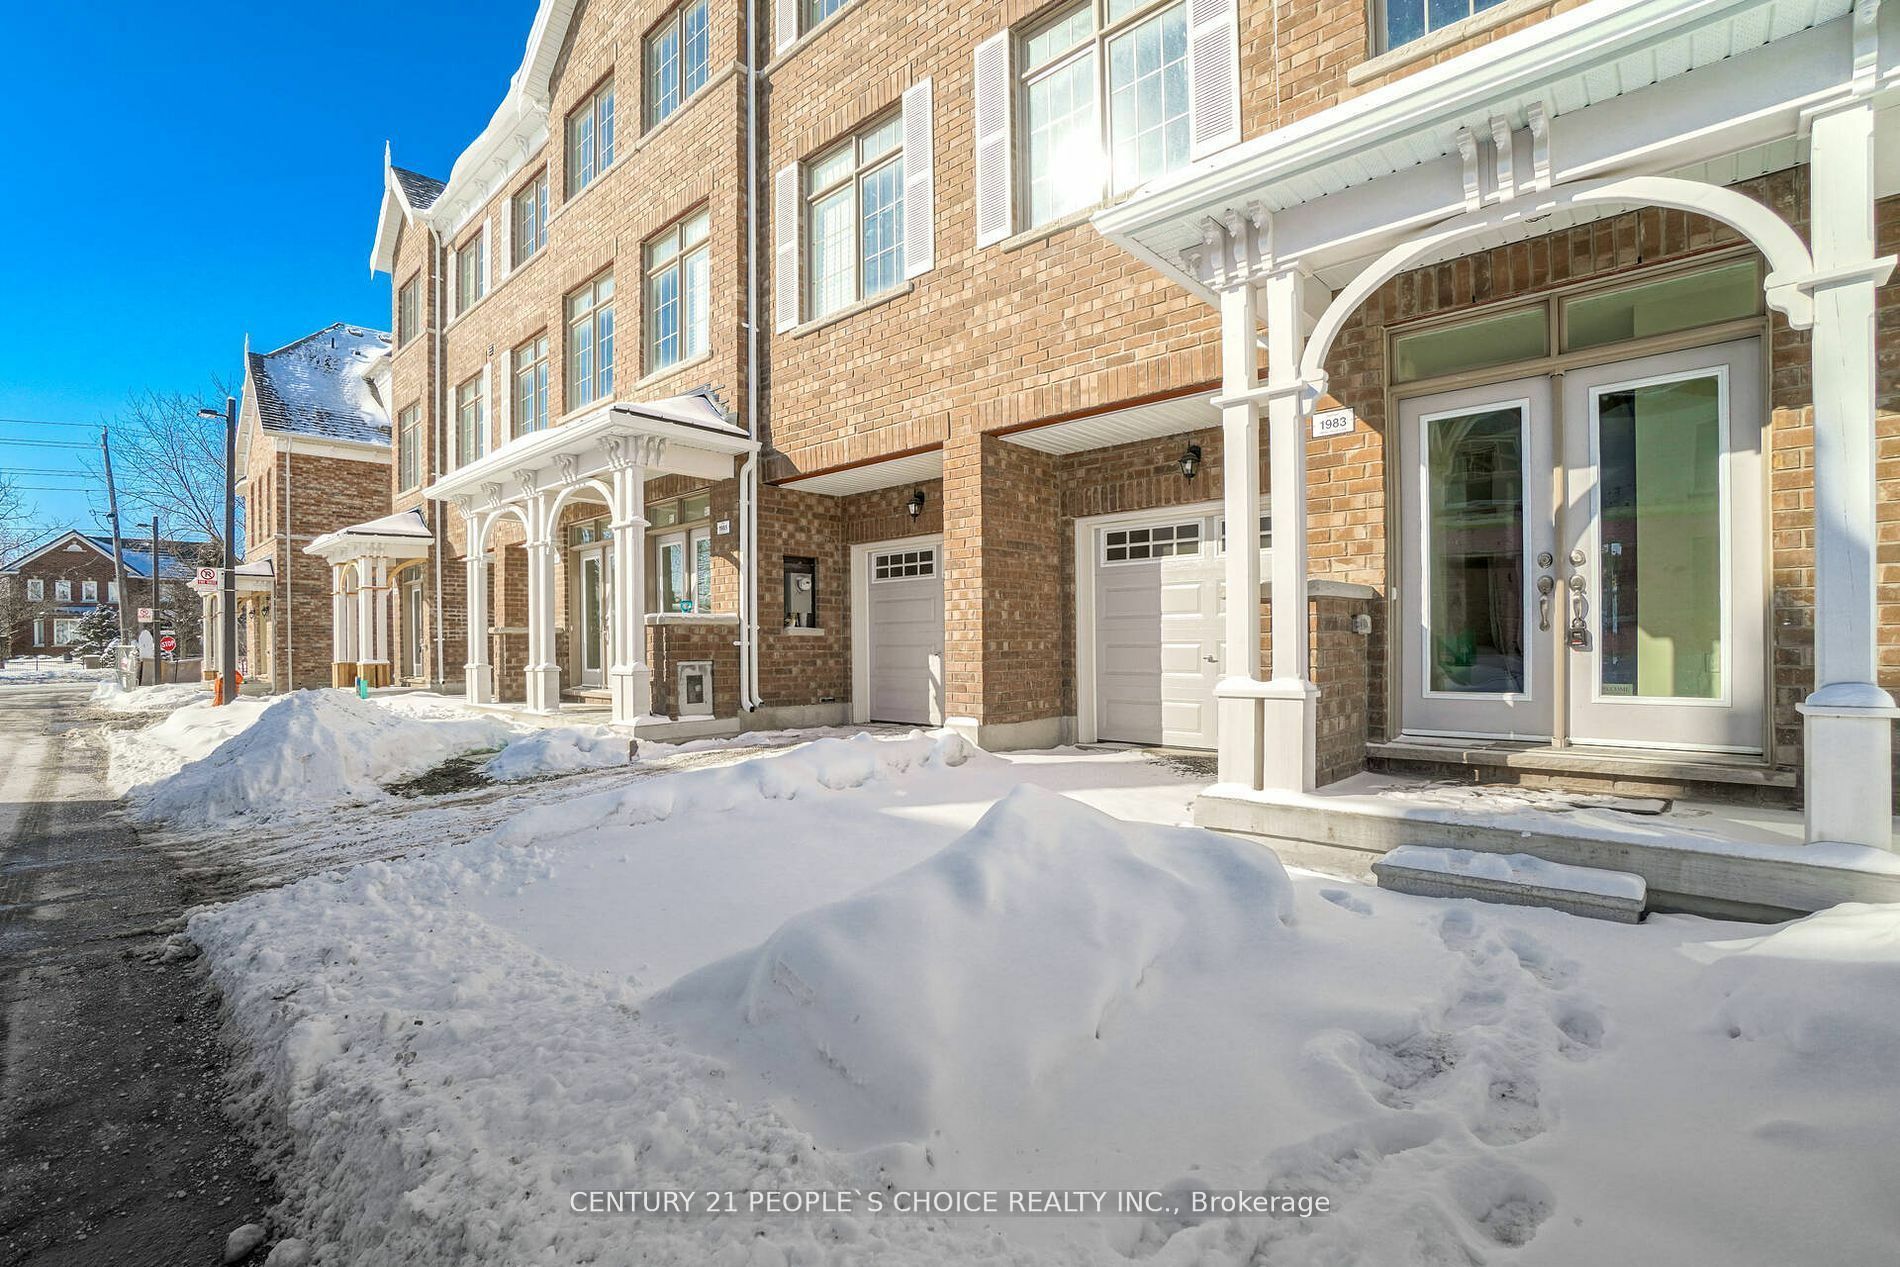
<box><xmin>25</xmin><ymin>578</ymin><xmax>43</xmax><ymax>601</ymax></box>
<box><xmin>1375</xmin><ymin>0</ymin><xmax>1504</xmax><ymax>53</ymax></box>
<box><xmin>54</xmin><ymin>579</ymin><xmax>72</xmax><ymax>601</ymax></box>
<box><xmin>806</xmin><ymin>114</ymin><xmax>904</xmax><ymax>320</ymax></box>
<box><xmin>1019</xmin><ymin>0</ymin><xmax>1189</xmax><ymax>228</ymax></box>
<box><xmin>1217</xmin><ymin>512</ymin><xmax>1272</xmax><ymax>552</ymax></box>
<box><xmin>397</xmin><ymin>275</ymin><xmax>421</xmax><ymax>346</ymax></box>
<box><xmin>872</xmin><ymin>547</ymin><xmax>936</xmax><ymax>580</ymax></box>
<box><xmin>83</xmin><ymin>580</ymin><xmax>97</xmax><ymax>602</ymax></box>
<box><xmin>804</xmin><ymin>0</ymin><xmax>848</xmax><ymax>32</ymax></box>
<box><xmin>513</xmin><ymin>334</ymin><xmax>550</xmax><ymax>435</ymax></box>
<box><xmin>646</xmin><ymin>0</ymin><xmax>711</xmax><ymax>128</ymax></box>
<box><xmin>566</xmin><ymin>274</ymin><xmax>616</xmax><ymax>409</ymax></box>
<box><xmin>398</xmin><ymin>403</ymin><xmax>422</xmax><ymax>490</ymax></box>
<box><xmin>454</xmin><ymin>233</ymin><xmax>486</xmax><ymax>316</ymax></box>
<box><xmin>646</xmin><ymin>210</ymin><xmax>711</xmax><ymax>373</ymax></box>
<box><xmin>455</xmin><ymin>375</ymin><xmax>485</xmax><ymax>466</ymax></box>
<box><xmin>53</xmin><ymin>618</ymin><xmax>80</xmax><ymax>645</ymax></box>
<box><xmin>512</xmin><ymin>174</ymin><xmax>548</xmax><ymax>267</ymax></box>
<box><xmin>656</xmin><ymin>528</ymin><xmax>713</xmax><ymax>613</ymax></box>
<box><xmin>108</xmin><ymin>581</ymin><xmax>118</xmax><ymax>603</ymax></box>
<box><xmin>566</xmin><ymin>79</ymin><xmax>617</xmax><ymax>197</ymax></box>
<box><xmin>1101</xmin><ymin>520</ymin><xmax>1199</xmax><ymax>563</ymax></box>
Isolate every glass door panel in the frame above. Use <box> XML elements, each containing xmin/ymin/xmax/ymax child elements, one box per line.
<box><xmin>579</xmin><ymin>551</ymin><xmax>605</xmax><ymax>685</ymax></box>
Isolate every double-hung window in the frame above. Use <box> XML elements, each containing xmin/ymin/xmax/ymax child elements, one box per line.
<box><xmin>54</xmin><ymin>579</ymin><xmax>72</xmax><ymax>602</ymax></box>
<box><xmin>1376</xmin><ymin>0</ymin><xmax>1510</xmax><ymax>53</ymax></box>
<box><xmin>1020</xmin><ymin>0</ymin><xmax>1188</xmax><ymax>228</ymax></box>
<box><xmin>512</xmin><ymin>174</ymin><xmax>548</xmax><ymax>267</ymax></box>
<box><xmin>397</xmin><ymin>276</ymin><xmax>421</xmax><ymax>346</ymax></box>
<box><xmin>566</xmin><ymin>80</ymin><xmax>616</xmax><ymax>197</ymax></box>
<box><xmin>455</xmin><ymin>375</ymin><xmax>485</xmax><ymax>466</ymax></box>
<box><xmin>397</xmin><ymin>403</ymin><xmax>422</xmax><ymax>490</ymax></box>
<box><xmin>651</xmin><ymin>493</ymin><xmax>715</xmax><ymax>614</ymax></box>
<box><xmin>513</xmin><ymin>335</ymin><xmax>550</xmax><ymax>436</ymax></box>
<box><xmin>646</xmin><ymin>210</ymin><xmax>710</xmax><ymax>373</ymax></box>
<box><xmin>566</xmin><ymin>274</ymin><xmax>616</xmax><ymax>409</ymax></box>
<box><xmin>806</xmin><ymin>114</ymin><xmax>904</xmax><ymax>320</ymax></box>
<box><xmin>454</xmin><ymin>234</ymin><xmax>485</xmax><ymax>317</ymax></box>
<box><xmin>25</xmin><ymin>578</ymin><xmax>43</xmax><ymax>602</ymax></box>
<box><xmin>83</xmin><ymin>580</ymin><xmax>98</xmax><ymax>602</ymax></box>
<box><xmin>646</xmin><ymin>0</ymin><xmax>710</xmax><ymax>128</ymax></box>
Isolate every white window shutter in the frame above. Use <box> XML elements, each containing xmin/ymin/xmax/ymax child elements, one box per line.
<box><xmin>774</xmin><ymin>162</ymin><xmax>801</xmax><ymax>333</ymax></box>
<box><xmin>901</xmin><ymin>78</ymin><xmax>935</xmax><ymax>279</ymax></box>
<box><xmin>494</xmin><ymin>355</ymin><xmax>510</xmax><ymax>443</ymax></box>
<box><xmin>973</xmin><ymin>32</ymin><xmax>1013</xmax><ymax>248</ymax></box>
<box><xmin>1186</xmin><ymin>0</ymin><xmax>1240</xmax><ymax>159</ymax></box>
<box><xmin>480</xmin><ymin>362</ymin><xmax>493</xmax><ymax>460</ymax></box>
<box><xmin>499</xmin><ymin>202</ymin><xmax>514</xmax><ymax>279</ymax></box>
<box><xmin>775</xmin><ymin>0</ymin><xmax>798</xmax><ymax>53</ymax></box>
<box><xmin>482</xmin><ymin>217</ymin><xmax>493</xmax><ymax>292</ymax></box>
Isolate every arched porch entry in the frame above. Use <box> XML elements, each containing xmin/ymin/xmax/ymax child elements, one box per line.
<box><xmin>305</xmin><ymin>508</ymin><xmax>436</xmax><ymax>689</ymax></box>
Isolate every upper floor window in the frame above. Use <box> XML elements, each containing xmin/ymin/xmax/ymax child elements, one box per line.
<box><xmin>54</xmin><ymin>579</ymin><xmax>72</xmax><ymax>602</ymax></box>
<box><xmin>646</xmin><ymin>0</ymin><xmax>710</xmax><ymax>128</ymax></box>
<box><xmin>397</xmin><ymin>276</ymin><xmax>421</xmax><ymax>346</ymax></box>
<box><xmin>25</xmin><ymin>578</ymin><xmax>43</xmax><ymax>601</ymax></box>
<box><xmin>1020</xmin><ymin>0</ymin><xmax>1188</xmax><ymax>228</ymax></box>
<box><xmin>455</xmin><ymin>375</ymin><xmax>485</xmax><ymax>466</ymax></box>
<box><xmin>108</xmin><ymin>581</ymin><xmax>118</xmax><ymax>603</ymax></box>
<box><xmin>567</xmin><ymin>273</ymin><xmax>616</xmax><ymax>408</ymax></box>
<box><xmin>1378</xmin><ymin>0</ymin><xmax>1510</xmax><ymax>53</ymax></box>
<box><xmin>646</xmin><ymin>210</ymin><xmax>711</xmax><ymax>373</ymax></box>
<box><xmin>397</xmin><ymin>403</ymin><xmax>422</xmax><ymax>490</ymax></box>
<box><xmin>566</xmin><ymin>80</ymin><xmax>617</xmax><ymax>197</ymax></box>
<box><xmin>513</xmin><ymin>335</ymin><xmax>551</xmax><ymax>436</ymax></box>
<box><xmin>805</xmin><ymin>0</ymin><xmax>848</xmax><ymax>33</ymax></box>
<box><xmin>83</xmin><ymin>580</ymin><xmax>98</xmax><ymax>602</ymax></box>
<box><xmin>512</xmin><ymin>174</ymin><xmax>548</xmax><ymax>267</ymax></box>
<box><xmin>454</xmin><ymin>233</ymin><xmax>486</xmax><ymax>317</ymax></box>
<box><xmin>807</xmin><ymin>114</ymin><xmax>904</xmax><ymax>320</ymax></box>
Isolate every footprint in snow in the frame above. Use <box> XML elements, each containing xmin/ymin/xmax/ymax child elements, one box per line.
<box><xmin>1319</xmin><ymin>887</ymin><xmax>1373</xmax><ymax>915</ymax></box>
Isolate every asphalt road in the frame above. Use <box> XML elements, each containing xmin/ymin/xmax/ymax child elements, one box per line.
<box><xmin>0</xmin><ymin>681</ymin><xmax>273</xmax><ymax>1266</ymax></box>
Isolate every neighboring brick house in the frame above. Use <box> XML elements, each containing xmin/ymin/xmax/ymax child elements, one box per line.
<box><xmin>237</xmin><ymin>323</ymin><xmax>396</xmax><ymax>690</ymax></box>
<box><xmin>0</xmin><ymin>530</ymin><xmax>199</xmax><ymax>658</ymax></box>
<box><xmin>354</xmin><ymin>0</ymin><xmax>1896</xmax><ymax>913</ymax></box>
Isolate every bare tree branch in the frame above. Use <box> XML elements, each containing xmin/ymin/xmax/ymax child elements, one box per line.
<box><xmin>85</xmin><ymin>386</ymin><xmax>245</xmax><ymax>565</ymax></box>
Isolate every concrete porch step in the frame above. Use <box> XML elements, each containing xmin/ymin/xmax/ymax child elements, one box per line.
<box><xmin>1372</xmin><ymin>846</ymin><xmax>1647</xmax><ymax>923</ymax></box>
<box><xmin>1368</xmin><ymin>738</ymin><xmax>1797</xmax><ymax>803</ymax></box>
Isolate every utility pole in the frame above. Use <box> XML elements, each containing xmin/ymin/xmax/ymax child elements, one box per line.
<box><xmin>148</xmin><ymin>516</ymin><xmax>162</xmax><ymax>684</ymax></box>
<box><xmin>98</xmin><ymin>428</ymin><xmax>133</xmax><ymax>673</ymax></box>
<box><xmin>199</xmin><ymin>397</ymin><xmax>238</xmax><ymax>706</ymax></box>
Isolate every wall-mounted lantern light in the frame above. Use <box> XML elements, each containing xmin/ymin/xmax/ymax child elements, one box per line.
<box><xmin>907</xmin><ymin>488</ymin><xmax>927</xmax><ymax>519</ymax></box>
<box><xmin>1179</xmin><ymin>444</ymin><xmax>1203</xmax><ymax>481</ymax></box>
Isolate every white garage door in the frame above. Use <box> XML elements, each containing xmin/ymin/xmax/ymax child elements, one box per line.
<box><xmin>865</xmin><ymin>544</ymin><xmax>944</xmax><ymax>725</ymax></box>
<box><xmin>1093</xmin><ymin>516</ymin><xmax>1223</xmax><ymax>748</ymax></box>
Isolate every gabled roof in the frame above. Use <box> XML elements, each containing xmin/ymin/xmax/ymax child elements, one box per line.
<box><xmin>85</xmin><ymin>535</ymin><xmax>200</xmax><ymax>580</ymax></box>
<box><xmin>391</xmin><ymin>166</ymin><xmax>445</xmax><ymax>210</ymax></box>
<box><xmin>371</xmin><ymin>143</ymin><xmax>449</xmax><ymax>275</ymax></box>
<box><xmin>0</xmin><ymin>529</ymin><xmax>112</xmax><ymax>573</ymax></box>
<box><xmin>245</xmin><ymin>322</ymin><xmax>393</xmax><ymax>447</ymax></box>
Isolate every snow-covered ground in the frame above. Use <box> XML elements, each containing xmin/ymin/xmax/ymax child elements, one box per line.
<box><xmin>0</xmin><ymin>657</ymin><xmax>112</xmax><ymax>683</ymax></box>
<box><xmin>158</xmin><ymin>710</ymin><xmax>1900</xmax><ymax>1266</ymax></box>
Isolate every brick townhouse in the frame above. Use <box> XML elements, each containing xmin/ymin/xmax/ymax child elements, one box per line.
<box><xmin>361</xmin><ymin>0</ymin><xmax>1898</xmax><ymax>914</ymax></box>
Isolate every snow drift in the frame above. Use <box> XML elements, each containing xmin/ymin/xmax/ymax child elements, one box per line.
<box><xmin>131</xmin><ymin>691</ymin><xmax>516</xmax><ymax>828</ymax></box>
<box><xmin>652</xmin><ymin>784</ymin><xmax>1296</xmax><ymax>1148</ymax></box>
<box><xmin>483</xmin><ymin>723</ymin><xmax>631</xmax><ymax>780</ymax></box>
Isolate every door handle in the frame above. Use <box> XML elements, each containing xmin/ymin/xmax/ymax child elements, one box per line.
<box><xmin>1203</xmin><ymin>654</ymin><xmax>1218</xmax><ymax>663</ymax></box>
<box><xmin>1536</xmin><ymin>574</ymin><xmax>1555</xmax><ymax>631</ymax></box>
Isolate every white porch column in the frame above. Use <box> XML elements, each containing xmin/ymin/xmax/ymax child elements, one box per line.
<box><xmin>330</xmin><ymin>563</ymin><xmax>349</xmax><ymax>680</ymax></box>
<box><xmin>463</xmin><ymin>520</ymin><xmax>493</xmax><ymax>704</ymax></box>
<box><xmin>371</xmin><ymin>556</ymin><xmax>393</xmax><ymax>668</ymax></box>
<box><xmin>1214</xmin><ymin>280</ymin><xmax>1267</xmax><ymax>789</ymax></box>
<box><xmin>523</xmin><ymin>493</ymin><xmax>562</xmax><ymax>713</ymax></box>
<box><xmin>1258</xmin><ymin>267</ymin><xmax>1319</xmax><ymax>793</ymax></box>
<box><xmin>352</xmin><ymin>560</ymin><xmax>374</xmax><ymax>684</ymax></box>
<box><xmin>1799</xmin><ymin>98</ymin><xmax>1898</xmax><ymax>850</ymax></box>
<box><xmin>608</xmin><ymin>457</ymin><xmax>652</xmax><ymax>725</ymax></box>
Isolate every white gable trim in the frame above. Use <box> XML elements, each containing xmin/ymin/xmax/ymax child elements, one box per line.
<box><xmin>0</xmin><ymin>530</ymin><xmax>116</xmax><ymax>575</ymax></box>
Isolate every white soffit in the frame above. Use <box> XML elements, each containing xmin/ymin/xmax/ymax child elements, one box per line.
<box><xmin>779</xmin><ymin>448</ymin><xmax>944</xmax><ymax>497</ymax></box>
<box><xmin>1003</xmin><ymin>394</ymin><xmax>1218</xmax><ymax>455</ymax></box>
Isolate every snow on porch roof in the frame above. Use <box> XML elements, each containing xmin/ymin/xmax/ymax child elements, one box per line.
<box><xmin>332</xmin><ymin>508</ymin><xmax>433</xmax><ymax>539</ymax></box>
<box><xmin>304</xmin><ymin>508</ymin><xmax>434</xmax><ymax>560</ymax></box>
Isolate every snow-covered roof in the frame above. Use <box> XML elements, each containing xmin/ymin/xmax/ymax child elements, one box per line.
<box><xmin>305</xmin><ymin>507</ymin><xmax>435</xmax><ymax>562</ymax></box>
<box><xmin>84</xmin><ymin>535</ymin><xmax>200</xmax><ymax>581</ymax></box>
<box><xmin>247</xmin><ymin>323</ymin><xmax>394</xmax><ymax>447</ymax></box>
<box><xmin>391</xmin><ymin>166</ymin><xmax>445</xmax><ymax>210</ymax></box>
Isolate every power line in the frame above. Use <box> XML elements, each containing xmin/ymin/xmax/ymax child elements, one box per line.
<box><xmin>0</xmin><ymin>417</ymin><xmax>102</xmax><ymax>429</ymax></box>
<box><xmin>0</xmin><ymin>437</ymin><xmax>97</xmax><ymax>449</ymax></box>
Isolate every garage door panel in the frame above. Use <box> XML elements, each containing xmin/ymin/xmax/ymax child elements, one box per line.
<box><xmin>865</xmin><ymin>546</ymin><xmax>944</xmax><ymax>725</ymax></box>
<box><xmin>1092</xmin><ymin>517</ymin><xmax>1221</xmax><ymax>749</ymax></box>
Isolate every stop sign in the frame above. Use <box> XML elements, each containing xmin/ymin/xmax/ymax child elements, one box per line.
<box><xmin>159</xmin><ymin>634</ymin><xmax>177</xmax><ymax>654</ymax></box>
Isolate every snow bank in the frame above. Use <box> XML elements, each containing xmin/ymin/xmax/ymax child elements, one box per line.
<box><xmin>490</xmin><ymin>729</ymin><xmax>979</xmax><ymax>843</ymax></box>
<box><xmin>131</xmin><ymin>691</ymin><xmax>517</xmax><ymax>828</ymax></box>
<box><xmin>654</xmin><ymin>785</ymin><xmax>1295</xmax><ymax>1148</ymax></box>
<box><xmin>90</xmin><ymin>678</ymin><xmax>212</xmax><ymax>713</ymax></box>
<box><xmin>0</xmin><ymin>661</ymin><xmax>111</xmax><ymax>683</ymax></box>
<box><xmin>484</xmin><ymin>724</ymin><xmax>632</xmax><ymax>780</ymax></box>
<box><xmin>1700</xmin><ymin>902</ymin><xmax>1900</xmax><ymax>1060</ymax></box>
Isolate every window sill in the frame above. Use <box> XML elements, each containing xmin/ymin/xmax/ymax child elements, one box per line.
<box><xmin>1347</xmin><ymin>0</ymin><xmax>1548</xmax><ymax>86</ymax></box>
<box><xmin>998</xmin><ymin>196</ymin><xmax>1124</xmax><ymax>254</ymax></box>
<box><xmin>549</xmin><ymin>156</ymin><xmax>624</xmax><ymax>228</ymax></box>
<box><xmin>790</xmin><ymin>282</ymin><xmax>913</xmax><ymax>338</ymax></box>
<box><xmin>645</xmin><ymin>611</ymin><xmax>739</xmax><ymax>625</ymax></box>
<box><xmin>776</xmin><ymin>625</ymin><xmax>827</xmax><ymax>636</ymax></box>
<box><xmin>636</xmin><ymin>66</ymin><xmax>738</xmax><ymax>148</ymax></box>
<box><xmin>633</xmin><ymin>350</ymin><xmax>715</xmax><ymax>392</ymax></box>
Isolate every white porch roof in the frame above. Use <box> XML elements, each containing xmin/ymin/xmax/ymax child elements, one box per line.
<box><xmin>422</xmin><ymin>389</ymin><xmax>755</xmax><ymax>509</ymax></box>
<box><xmin>305</xmin><ymin>507</ymin><xmax>434</xmax><ymax>562</ymax></box>
<box><xmin>1095</xmin><ymin>0</ymin><xmax>1894</xmax><ymax>294</ymax></box>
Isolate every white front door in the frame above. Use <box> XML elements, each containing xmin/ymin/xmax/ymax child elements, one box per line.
<box><xmin>1559</xmin><ymin>339</ymin><xmax>1765</xmax><ymax>751</ymax></box>
<box><xmin>1397</xmin><ymin>341</ymin><xmax>1766</xmax><ymax>753</ymax></box>
<box><xmin>1092</xmin><ymin>513</ymin><xmax>1223</xmax><ymax>748</ymax></box>
<box><xmin>863</xmin><ymin>541</ymin><xmax>944</xmax><ymax>725</ymax></box>
<box><xmin>577</xmin><ymin>545</ymin><xmax>610</xmax><ymax>688</ymax></box>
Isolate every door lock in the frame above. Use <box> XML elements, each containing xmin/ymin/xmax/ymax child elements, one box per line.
<box><xmin>1535</xmin><ymin>574</ymin><xmax>1556</xmax><ymax>631</ymax></box>
<box><xmin>1566</xmin><ymin>574</ymin><xmax>1590</xmax><ymax>649</ymax></box>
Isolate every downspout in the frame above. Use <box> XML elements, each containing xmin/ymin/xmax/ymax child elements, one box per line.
<box><xmin>739</xmin><ymin>0</ymin><xmax>763</xmax><ymax>711</ymax></box>
<box><xmin>432</xmin><ymin>225</ymin><xmax>448</xmax><ymax>690</ymax></box>
<box><xmin>283</xmin><ymin>437</ymin><xmax>294</xmax><ymax>688</ymax></box>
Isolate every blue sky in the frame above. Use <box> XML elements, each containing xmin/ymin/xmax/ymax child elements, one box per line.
<box><xmin>0</xmin><ymin>1</ymin><xmax>532</xmax><ymax>536</ymax></box>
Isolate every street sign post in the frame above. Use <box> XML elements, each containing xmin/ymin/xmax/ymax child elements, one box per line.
<box><xmin>158</xmin><ymin>634</ymin><xmax>176</xmax><ymax>654</ymax></box>
<box><xmin>137</xmin><ymin>607</ymin><xmax>154</xmax><ymax>624</ymax></box>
